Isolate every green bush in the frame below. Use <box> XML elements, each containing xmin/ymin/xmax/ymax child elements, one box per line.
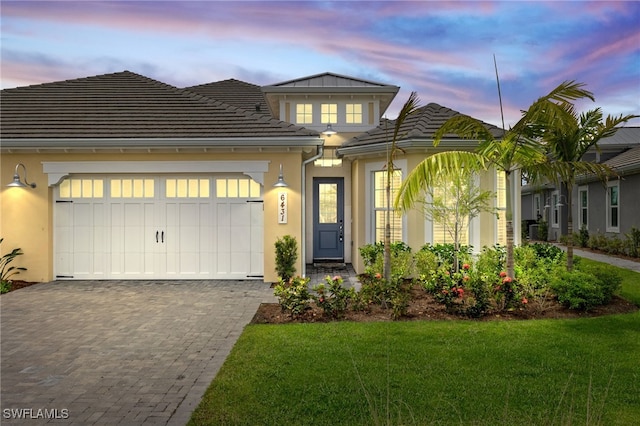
<box><xmin>274</xmin><ymin>235</ymin><xmax>298</xmax><ymax>281</ymax></box>
<box><xmin>537</xmin><ymin>220</ymin><xmax>548</xmax><ymax>241</ymax></box>
<box><xmin>550</xmin><ymin>271</ymin><xmax>605</xmax><ymax>310</ymax></box>
<box><xmin>528</xmin><ymin>242</ymin><xmax>565</xmax><ymax>262</ymax></box>
<box><xmin>625</xmin><ymin>227</ymin><xmax>640</xmax><ymax>258</ymax></box>
<box><xmin>605</xmin><ymin>236</ymin><xmax>625</xmax><ymax>255</ymax></box>
<box><xmin>273</xmin><ymin>276</ymin><xmax>311</xmax><ymax>317</ymax></box>
<box><xmin>1</xmin><ymin>238</ymin><xmax>27</xmax><ymax>292</ymax></box>
<box><xmin>413</xmin><ymin>249</ymin><xmax>439</xmax><ymax>282</ymax></box>
<box><xmin>421</xmin><ymin>243</ymin><xmax>472</xmax><ymax>270</ymax></box>
<box><xmin>588</xmin><ymin>233</ymin><xmax>608</xmax><ymax>251</ymax></box>
<box><xmin>575</xmin><ymin>262</ymin><xmax>622</xmax><ymax>304</ymax></box>
<box><xmin>578</xmin><ymin>225</ymin><xmax>589</xmax><ymax>248</ymax></box>
<box><xmin>359</xmin><ymin>241</ymin><xmax>415</xmax><ymax>279</ymax></box>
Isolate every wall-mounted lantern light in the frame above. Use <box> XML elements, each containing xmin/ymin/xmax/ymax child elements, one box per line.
<box><xmin>273</xmin><ymin>164</ymin><xmax>289</xmax><ymax>188</ymax></box>
<box><xmin>322</xmin><ymin>124</ymin><xmax>337</xmax><ymax>137</ymax></box>
<box><xmin>7</xmin><ymin>163</ymin><xmax>36</xmax><ymax>189</ymax></box>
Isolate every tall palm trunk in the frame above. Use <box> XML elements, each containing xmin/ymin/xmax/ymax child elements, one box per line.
<box><xmin>505</xmin><ymin>170</ymin><xmax>515</xmax><ymax>279</ymax></box>
<box><xmin>565</xmin><ymin>185</ymin><xmax>574</xmax><ymax>271</ymax></box>
<box><xmin>384</xmin><ymin>175</ymin><xmax>392</xmax><ymax>282</ymax></box>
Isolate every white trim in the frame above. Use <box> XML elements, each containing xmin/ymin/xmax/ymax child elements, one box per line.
<box><xmin>42</xmin><ymin>161</ymin><xmax>270</xmax><ymax>186</ymax></box>
<box><xmin>606</xmin><ymin>180</ymin><xmax>620</xmax><ymax>233</ymax></box>
<box><xmin>364</xmin><ymin>159</ymin><xmax>407</xmax><ymax>244</ymax></box>
<box><xmin>551</xmin><ymin>190</ymin><xmax>560</xmax><ymax>229</ymax></box>
<box><xmin>578</xmin><ymin>185</ymin><xmax>588</xmax><ymax>230</ymax></box>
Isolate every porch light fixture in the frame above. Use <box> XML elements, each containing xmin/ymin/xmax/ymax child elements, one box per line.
<box><xmin>7</xmin><ymin>163</ymin><xmax>36</xmax><ymax>188</ymax></box>
<box><xmin>273</xmin><ymin>164</ymin><xmax>289</xmax><ymax>187</ymax></box>
<box><xmin>322</xmin><ymin>124</ymin><xmax>337</xmax><ymax>137</ymax></box>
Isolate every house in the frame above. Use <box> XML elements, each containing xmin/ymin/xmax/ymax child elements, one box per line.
<box><xmin>521</xmin><ymin>127</ymin><xmax>640</xmax><ymax>241</ymax></box>
<box><xmin>1</xmin><ymin>71</ymin><xmax>514</xmax><ymax>283</ymax></box>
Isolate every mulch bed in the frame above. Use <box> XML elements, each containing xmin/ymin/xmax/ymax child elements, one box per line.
<box><xmin>251</xmin><ymin>286</ymin><xmax>638</xmax><ymax>324</ymax></box>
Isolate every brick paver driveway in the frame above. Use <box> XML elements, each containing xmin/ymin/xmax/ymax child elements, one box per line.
<box><xmin>1</xmin><ymin>280</ymin><xmax>276</xmax><ymax>425</ymax></box>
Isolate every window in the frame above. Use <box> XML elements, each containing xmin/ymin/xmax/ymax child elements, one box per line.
<box><xmin>533</xmin><ymin>193</ymin><xmax>541</xmax><ymax>221</ymax></box>
<box><xmin>216</xmin><ymin>178</ymin><xmax>260</xmax><ymax>198</ymax></box>
<box><xmin>59</xmin><ymin>178</ymin><xmax>104</xmax><ymax>198</ymax></box>
<box><xmin>373</xmin><ymin>170</ymin><xmax>403</xmax><ymax>243</ymax></box>
<box><xmin>551</xmin><ymin>190</ymin><xmax>560</xmax><ymax>228</ymax></box>
<box><xmin>321</xmin><ymin>103</ymin><xmax>337</xmax><ymax>124</ymax></box>
<box><xmin>296</xmin><ymin>104</ymin><xmax>313</xmax><ymax>124</ymax></box>
<box><xmin>607</xmin><ymin>181</ymin><xmax>619</xmax><ymax>232</ymax></box>
<box><xmin>578</xmin><ymin>187</ymin><xmax>588</xmax><ymax>229</ymax></box>
<box><xmin>314</xmin><ymin>149</ymin><xmax>342</xmax><ymax>167</ymax></box>
<box><xmin>318</xmin><ymin>183</ymin><xmax>338</xmax><ymax>223</ymax></box>
<box><xmin>110</xmin><ymin>178</ymin><xmax>153</xmax><ymax>198</ymax></box>
<box><xmin>431</xmin><ymin>183</ymin><xmax>470</xmax><ymax>245</ymax></box>
<box><xmin>496</xmin><ymin>171</ymin><xmax>507</xmax><ymax>245</ymax></box>
<box><xmin>346</xmin><ymin>103</ymin><xmax>363</xmax><ymax>124</ymax></box>
<box><xmin>165</xmin><ymin>178</ymin><xmax>209</xmax><ymax>198</ymax></box>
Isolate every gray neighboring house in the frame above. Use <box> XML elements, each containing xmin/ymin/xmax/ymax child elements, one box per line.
<box><xmin>521</xmin><ymin>127</ymin><xmax>640</xmax><ymax>241</ymax></box>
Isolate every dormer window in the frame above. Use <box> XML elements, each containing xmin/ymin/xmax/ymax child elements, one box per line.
<box><xmin>321</xmin><ymin>104</ymin><xmax>337</xmax><ymax>124</ymax></box>
<box><xmin>296</xmin><ymin>104</ymin><xmax>313</xmax><ymax>124</ymax></box>
<box><xmin>346</xmin><ymin>103</ymin><xmax>363</xmax><ymax>124</ymax></box>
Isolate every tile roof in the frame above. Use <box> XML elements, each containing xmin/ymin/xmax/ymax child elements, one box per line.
<box><xmin>604</xmin><ymin>145</ymin><xmax>640</xmax><ymax>173</ymax></box>
<box><xmin>339</xmin><ymin>102</ymin><xmax>503</xmax><ymax>151</ymax></box>
<box><xmin>184</xmin><ymin>79</ymin><xmax>271</xmax><ymax>117</ymax></box>
<box><xmin>596</xmin><ymin>126</ymin><xmax>640</xmax><ymax>147</ymax></box>
<box><xmin>268</xmin><ymin>72</ymin><xmax>396</xmax><ymax>89</ymax></box>
<box><xmin>0</xmin><ymin>71</ymin><xmax>318</xmax><ymax>143</ymax></box>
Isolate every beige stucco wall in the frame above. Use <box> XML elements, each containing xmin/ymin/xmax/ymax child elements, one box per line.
<box><xmin>1</xmin><ymin>152</ymin><xmax>304</xmax><ymax>283</ymax></box>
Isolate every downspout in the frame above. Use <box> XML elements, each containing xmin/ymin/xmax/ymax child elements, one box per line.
<box><xmin>301</xmin><ymin>143</ymin><xmax>325</xmax><ymax>277</ymax></box>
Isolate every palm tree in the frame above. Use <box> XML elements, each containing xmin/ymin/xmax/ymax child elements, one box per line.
<box><xmin>383</xmin><ymin>91</ymin><xmax>421</xmax><ymax>281</ymax></box>
<box><xmin>534</xmin><ymin>106</ymin><xmax>638</xmax><ymax>270</ymax></box>
<box><xmin>395</xmin><ymin>81</ymin><xmax>595</xmax><ymax>279</ymax></box>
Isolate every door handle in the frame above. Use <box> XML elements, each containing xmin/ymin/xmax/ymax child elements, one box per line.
<box><xmin>156</xmin><ymin>231</ymin><xmax>159</xmax><ymax>243</ymax></box>
<box><xmin>161</xmin><ymin>231</ymin><xmax>164</xmax><ymax>243</ymax></box>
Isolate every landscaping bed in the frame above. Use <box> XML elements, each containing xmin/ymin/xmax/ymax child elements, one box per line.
<box><xmin>252</xmin><ymin>287</ymin><xmax>637</xmax><ymax>324</ymax></box>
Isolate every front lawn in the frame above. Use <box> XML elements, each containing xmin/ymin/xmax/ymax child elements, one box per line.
<box><xmin>188</xmin><ymin>260</ymin><xmax>640</xmax><ymax>425</ymax></box>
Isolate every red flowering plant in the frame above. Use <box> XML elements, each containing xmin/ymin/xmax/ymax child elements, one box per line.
<box><xmin>430</xmin><ymin>265</ymin><xmax>471</xmax><ymax>312</ymax></box>
<box><xmin>492</xmin><ymin>271</ymin><xmax>523</xmax><ymax>311</ymax></box>
<box><xmin>312</xmin><ymin>275</ymin><xmax>356</xmax><ymax>319</ymax></box>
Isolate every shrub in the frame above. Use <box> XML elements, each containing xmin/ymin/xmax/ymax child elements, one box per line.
<box><xmin>273</xmin><ymin>276</ymin><xmax>311</xmax><ymax>317</ymax></box>
<box><xmin>537</xmin><ymin>220</ymin><xmax>548</xmax><ymax>241</ymax></box>
<box><xmin>359</xmin><ymin>242</ymin><xmax>415</xmax><ymax>279</ymax></box>
<box><xmin>312</xmin><ymin>276</ymin><xmax>356</xmax><ymax>319</ymax></box>
<box><xmin>414</xmin><ymin>248</ymin><xmax>439</xmax><ymax>283</ymax></box>
<box><xmin>528</xmin><ymin>242</ymin><xmax>564</xmax><ymax>262</ymax></box>
<box><xmin>574</xmin><ymin>262</ymin><xmax>622</xmax><ymax>304</ymax></box>
<box><xmin>578</xmin><ymin>225</ymin><xmax>589</xmax><ymax>248</ymax></box>
<box><xmin>274</xmin><ymin>235</ymin><xmax>298</xmax><ymax>281</ymax></box>
<box><xmin>588</xmin><ymin>232</ymin><xmax>608</xmax><ymax>251</ymax></box>
<box><xmin>1</xmin><ymin>238</ymin><xmax>27</xmax><ymax>294</ymax></box>
<box><xmin>550</xmin><ymin>271</ymin><xmax>604</xmax><ymax>311</ymax></box>
<box><xmin>625</xmin><ymin>227</ymin><xmax>640</xmax><ymax>258</ymax></box>
<box><xmin>421</xmin><ymin>243</ymin><xmax>472</xmax><ymax>270</ymax></box>
<box><xmin>605</xmin><ymin>235</ymin><xmax>625</xmax><ymax>255</ymax></box>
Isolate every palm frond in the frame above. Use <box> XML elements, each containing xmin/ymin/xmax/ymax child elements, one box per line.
<box><xmin>394</xmin><ymin>151</ymin><xmax>486</xmax><ymax>211</ymax></box>
<box><xmin>433</xmin><ymin>115</ymin><xmax>496</xmax><ymax>147</ymax></box>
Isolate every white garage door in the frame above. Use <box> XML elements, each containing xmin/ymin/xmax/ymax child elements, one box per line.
<box><xmin>54</xmin><ymin>175</ymin><xmax>263</xmax><ymax>279</ymax></box>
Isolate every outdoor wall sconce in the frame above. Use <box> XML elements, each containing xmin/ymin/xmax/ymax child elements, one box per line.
<box><xmin>322</xmin><ymin>124</ymin><xmax>337</xmax><ymax>137</ymax></box>
<box><xmin>273</xmin><ymin>164</ymin><xmax>289</xmax><ymax>187</ymax></box>
<box><xmin>7</xmin><ymin>163</ymin><xmax>36</xmax><ymax>188</ymax></box>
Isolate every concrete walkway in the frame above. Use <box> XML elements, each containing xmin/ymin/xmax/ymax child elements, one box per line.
<box><xmin>0</xmin><ymin>280</ymin><xmax>276</xmax><ymax>425</ymax></box>
<box><xmin>558</xmin><ymin>245</ymin><xmax>640</xmax><ymax>273</ymax></box>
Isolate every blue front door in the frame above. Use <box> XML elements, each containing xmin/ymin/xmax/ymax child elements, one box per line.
<box><xmin>313</xmin><ymin>177</ymin><xmax>344</xmax><ymax>262</ymax></box>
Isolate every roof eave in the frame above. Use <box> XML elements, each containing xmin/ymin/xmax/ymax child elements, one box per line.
<box><xmin>0</xmin><ymin>136</ymin><xmax>324</xmax><ymax>151</ymax></box>
<box><xmin>336</xmin><ymin>138</ymin><xmax>479</xmax><ymax>158</ymax></box>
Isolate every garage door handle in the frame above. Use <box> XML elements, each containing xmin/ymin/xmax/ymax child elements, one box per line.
<box><xmin>161</xmin><ymin>231</ymin><xmax>164</xmax><ymax>243</ymax></box>
<box><xmin>156</xmin><ymin>231</ymin><xmax>159</xmax><ymax>243</ymax></box>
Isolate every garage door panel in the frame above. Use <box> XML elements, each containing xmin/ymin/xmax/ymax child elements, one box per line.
<box><xmin>55</xmin><ymin>175</ymin><xmax>263</xmax><ymax>279</ymax></box>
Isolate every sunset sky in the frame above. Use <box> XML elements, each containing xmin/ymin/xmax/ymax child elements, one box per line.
<box><xmin>2</xmin><ymin>1</ymin><xmax>639</xmax><ymax>126</ymax></box>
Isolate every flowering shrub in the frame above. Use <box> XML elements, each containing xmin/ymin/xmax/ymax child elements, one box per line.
<box><xmin>273</xmin><ymin>276</ymin><xmax>311</xmax><ymax>317</ymax></box>
<box><xmin>312</xmin><ymin>275</ymin><xmax>356</xmax><ymax>319</ymax></box>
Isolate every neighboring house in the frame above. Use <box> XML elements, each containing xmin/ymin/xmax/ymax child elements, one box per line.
<box><xmin>1</xmin><ymin>71</ymin><xmax>514</xmax><ymax>282</ymax></box>
<box><xmin>521</xmin><ymin>127</ymin><xmax>640</xmax><ymax>241</ymax></box>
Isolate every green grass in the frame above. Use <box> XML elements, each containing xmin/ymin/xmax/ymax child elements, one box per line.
<box><xmin>189</xmin><ymin>260</ymin><xmax>640</xmax><ymax>426</ymax></box>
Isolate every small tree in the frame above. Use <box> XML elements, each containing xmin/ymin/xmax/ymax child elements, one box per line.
<box><xmin>274</xmin><ymin>235</ymin><xmax>298</xmax><ymax>281</ymax></box>
<box><xmin>420</xmin><ymin>168</ymin><xmax>496</xmax><ymax>271</ymax></box>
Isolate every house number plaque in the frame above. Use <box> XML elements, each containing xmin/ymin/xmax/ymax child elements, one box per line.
<box><xmin>278</xmin><ymin>191</ymin><xmax>288</xmax><ymax>224</ymax></box>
